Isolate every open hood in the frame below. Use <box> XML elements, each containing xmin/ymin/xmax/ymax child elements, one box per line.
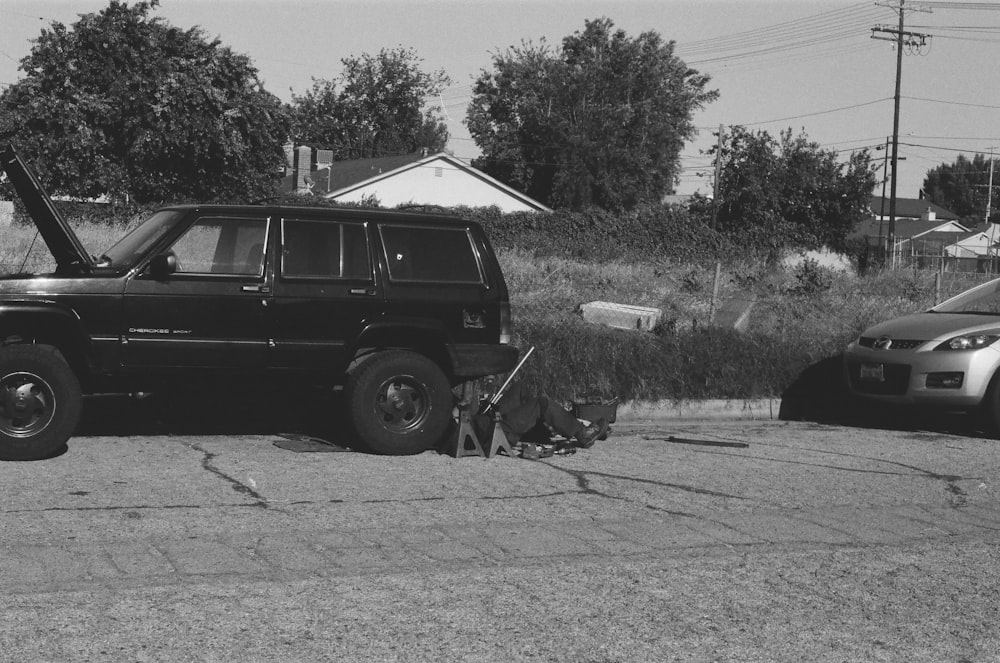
<box><xmin>1</xmin><ymin>144</ymin><xmax>94</xmax><ymax>273</ymax></box>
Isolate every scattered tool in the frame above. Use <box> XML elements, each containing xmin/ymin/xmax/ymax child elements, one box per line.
<box><xmin>643</xmin><ymin>435</ymin><xmax>749</xmax><ymax>449</ymax></box>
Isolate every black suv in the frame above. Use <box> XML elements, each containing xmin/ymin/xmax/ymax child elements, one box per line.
<box><xmin>0</xmin><ymin>145</ymin><xmax>518</xmax><ymax>460</ymax></box>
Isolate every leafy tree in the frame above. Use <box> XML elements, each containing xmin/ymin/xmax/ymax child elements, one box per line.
<box><xmin>0</xmin><ymin>0</ymin><xmax>290</xmax><ymax>204</ymax></box>
<box><xmin>713</xmin><ymin>127</ymin><xmax>877</xmax><ymax>257</ymax></box>
<box><xmin>466</xmin><ymin>17</ymin><xmax>717</xmax><ymax>211</ymax></box>
<box><xmin>922</xmin><ymin>154</ymin><xmax>996</xmax><ymax>226</ymax></box>
<box><xmin>289</xmin><ymin>48</ymin><xmax>450</xmax><ymax>159</ymax></box>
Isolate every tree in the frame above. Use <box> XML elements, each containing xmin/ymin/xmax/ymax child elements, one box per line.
<box><xmin>922</xmin><ymin>154</ymin><xmax>996</xmax><ymax>226</ymax></box>
<box><xmin>0</xmin><ymin>0</ymin><xmax>290</xmax><ymax>204</ymax></box>
<box><xmin>289</xmin><ymin>48</ymin><xmax>450</xmax><ymax>159</ymax></box>
<box><xmin>466</xmin><ymin>18</ymin><xmax>717</xmax><ymax>211</ymax></box>
<box><xmin>713</xmin><ymin>127</ymin><xmax>877</xmax><ymax>257</ymax></box>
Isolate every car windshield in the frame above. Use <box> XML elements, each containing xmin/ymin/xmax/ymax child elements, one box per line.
<box><xmin>98</xmin><ymin>210</ymin><xmax>186</xmax><ymax>268</ymax></box>
<box><xmin>933</xmin><ymin>277</ymin><xmax>1000</xmax><ymax>315</ymax></box>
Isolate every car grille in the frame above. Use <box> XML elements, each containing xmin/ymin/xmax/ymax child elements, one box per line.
<box><xmin>847</xmin><ymin>362</ymin><xmax>911</xmax><ymax>395</ymax></box>
<box><xmin>858</xmin><ymin>337</ymin><xmax>925</xmax><ymax>350</ymax></box>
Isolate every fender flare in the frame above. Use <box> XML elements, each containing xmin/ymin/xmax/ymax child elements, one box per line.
<box><xmin>349</xmin><ymin>319</ymin><xmax>455</xmax><ymax>377</ymax></box>
<box><xmin>0</xmin><ymin>300</ymin><xmax>93</xmax><ymax>374</ymax></box>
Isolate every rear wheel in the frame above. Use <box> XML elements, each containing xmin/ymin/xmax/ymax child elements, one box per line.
<box><xmin>0</xmin><ymin>345</ymin><xmax>82</xmax><ymax>461</ymax></box>
<box><xmin>346</xmin><ymin>350</ymin><xmax>452</xmax><ymax>455</ymax></box>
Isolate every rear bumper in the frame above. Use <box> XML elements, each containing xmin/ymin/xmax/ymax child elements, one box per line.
<box><xmin>451</xmin><ymin>343</ymin><xmax>520</xmax><ymax>378</ymax></box>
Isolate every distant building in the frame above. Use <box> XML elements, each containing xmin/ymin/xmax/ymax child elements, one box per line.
<box><xmin>281</xmin><ymin>146</ymin><xmax>550</xmax><ymax>213</ymax></box>
<box><xmin>855</xmin><ymin>196</ymin><xmax>1000</xmax><ymax>271</ymax></box>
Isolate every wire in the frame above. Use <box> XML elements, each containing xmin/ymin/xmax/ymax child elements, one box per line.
<box><xmin>908</xmin><ymin>1</ymin><xmax>1000</xmax><ymax>9</ymax></box>
<box><xmin>904</xmin><ymin>95</ymin><xmax>1000</xmax><ymax>110</ymax></box>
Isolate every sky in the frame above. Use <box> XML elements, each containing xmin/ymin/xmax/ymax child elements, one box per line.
<box><xmin>2</xmin><ymin>0</ymin><xmax>1000</xmax><ymax>203</ymax></box>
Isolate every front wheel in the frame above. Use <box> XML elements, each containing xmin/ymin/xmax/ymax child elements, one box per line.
<box><xmin>978</xmin><ymin>370</ymin><xmax>1000</xmax><ymax>437</ymax></box>
<box><xmin>0</xmin><ymin>345</ymin><xmax>82</xmax><ymax>461</ymax></box>
<box><xmin>346</xmin><ymin>350</ymin><xmax>452</xmax><ymax>455</ymax></box>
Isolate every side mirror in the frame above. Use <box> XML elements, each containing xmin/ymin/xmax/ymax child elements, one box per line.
<box><xmin>149</xmin><ymin>252</ymin><xmax>178</xmax><ymax>279</ymax></box>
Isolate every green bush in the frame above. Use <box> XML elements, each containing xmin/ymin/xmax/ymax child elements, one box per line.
<box><xmin>459</xmin><ymin>203</ymin><xmax>755</xmax><ymax>265</ymax></box>
<box><xmin>508</xmin><ymin>315</ymin><xmax>821</xmax><ymax>404</ymax></box>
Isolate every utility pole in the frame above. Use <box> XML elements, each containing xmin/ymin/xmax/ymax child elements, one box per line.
<box><xmin>872</xmin><ymin>1</ymin><xmax>930</xmax><ymax>268</ymax></box>
<box><xmin>876</xmin><ymin>137</ymin><xmax>905</xmax><ymax>254</ymax></box>
<box><xmin>711</xmin><ymin>124</ymin><xmax>724</xmax><ymax>230</ymax></box>
<box><xmin>986</xmin><ymin>149</ymin><xmax>995</xmax><ymax>226</ymax></box>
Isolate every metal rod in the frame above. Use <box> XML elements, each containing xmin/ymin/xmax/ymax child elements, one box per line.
<box><xmin>482</xmin><ymin>346</ymin><xmax>535</xmax><ymax>413</ymax></box>
<box><xmin>643</xmin><ymin>435</ymin><xmax>749</xmax><ymax>449</ymax></box>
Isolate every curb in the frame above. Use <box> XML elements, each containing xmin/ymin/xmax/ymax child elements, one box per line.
<box><xmin>616</xmin><ymin>398</ymin><xmax>781</xmax><ymax>421</ymax></box>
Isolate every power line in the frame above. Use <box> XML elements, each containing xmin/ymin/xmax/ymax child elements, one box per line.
<box><xmin>696</xmin><ymin>98</ymin><xmax>893</xmax><ymax>131</ymax></box>
<box><xmin>908</xmin><ymin>1</ymin><xmax>1000</xmax><ymax>9</ymax></box>
<box><xmin>678</xmin><ymin>3</ymin><xmax>888</xmax><ymax>55</ymax></box>
<box><xmin>904</xmin><ymin>95</ymin><xmax>1000</xmax><ymax>110</ymax></box>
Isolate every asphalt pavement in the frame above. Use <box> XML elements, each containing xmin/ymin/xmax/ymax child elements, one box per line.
<box><xmin>1</xmin><ymin>405</ymin><xmax>999</xmax><ymax>662</ymax></box>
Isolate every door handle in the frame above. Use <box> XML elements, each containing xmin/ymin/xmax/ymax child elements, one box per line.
<box><xmin>350</xmin><ymin>287</ymin><xmax>377</xmax><ymax>296</ymax></box>
<box><xmin>242</xmin><ymin>284</ymin><xmax>270</xmax><ymax>293</ymax></box>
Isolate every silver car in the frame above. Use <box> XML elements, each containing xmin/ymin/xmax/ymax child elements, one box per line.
<box><xmin>844</xmin><ymin>277</ymin><xmax>1000</xmax><ymax>427</ymax></box>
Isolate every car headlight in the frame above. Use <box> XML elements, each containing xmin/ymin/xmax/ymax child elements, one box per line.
<box><xmin>935</xmin><ymin>334</ymin><xmax>1000</xmax><ymax>351</ymax></box>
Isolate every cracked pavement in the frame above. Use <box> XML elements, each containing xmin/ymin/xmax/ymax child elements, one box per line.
<box><xmin>1</xmin><ymin>418</ymin><xmax>999</xmax><ymax>661</ymax></box>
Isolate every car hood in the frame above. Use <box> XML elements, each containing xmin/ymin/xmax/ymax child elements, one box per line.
<box><xmin>1</xmin><ymin>145</ymin><xmax>94</xmax><ymax>273</ymax></box>
<box><xmin>861</xmin><ymin>311</ymin><xmax>1000</xmax><ymax>341</ymax></box>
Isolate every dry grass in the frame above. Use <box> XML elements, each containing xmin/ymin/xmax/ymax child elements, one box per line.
<box><xmin>0</xmin><ymin>219</ymin><xmax>133</xmax><ymax>273</ymax></box>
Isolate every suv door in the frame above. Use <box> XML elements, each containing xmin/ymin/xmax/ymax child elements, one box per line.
<box><xmin>376</xmin><ymin>223</ymin><xmax>497</xmax><ymax>344</ymax></box>
<box><xmin>121</xmin><ymin>214</ymin><xmax>272</xmax><ymax>369</ymax></box>
<box><xmin>269</xmin><ymin>216</ymin><xmax>382</xmax><ymax>372</ymax></box>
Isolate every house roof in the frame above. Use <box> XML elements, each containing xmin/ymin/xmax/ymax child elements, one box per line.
<box><xmin>869</xmin><ymin>196</ymin><xmax>959</xmax><ymax>221</ymax></box>
<box><xmin>854</xmin><ymin>217</ymin><xmax>970</xmax><ymax>240</ymax></box>
<box><xmin>324</xmin><ymin>153</ymin><xmax>428</xmax><ymax>193</ymax></box>
<box><xmin>277</xmin><ymin>152</ymin><xmax>428</xmax><ymax>195</ymax></box>
<box><xmin>323</xmin><ymin>152</ymin><xmax>552</xmax><ymax>212</ymax></box>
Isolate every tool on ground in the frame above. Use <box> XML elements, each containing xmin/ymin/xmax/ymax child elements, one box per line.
<box><xmin>643</xmin><ymin>435</ymin><xmax>749</xmax><ymax>449</ymax></box>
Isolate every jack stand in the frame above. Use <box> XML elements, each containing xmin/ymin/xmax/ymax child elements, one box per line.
<box><xmin>451</xmin><ymin>408</ymin><xmax>485</xmax><ymax>458</ymax></box>
<box><xmin>486</xmin><ymin>411</ymin><xmax>516</xmax><ymax>458</ymax></box>
<box><xmin>449</xmin><ymin>381</ymin><xmax>485</xmax><ymax>458</ymax></box>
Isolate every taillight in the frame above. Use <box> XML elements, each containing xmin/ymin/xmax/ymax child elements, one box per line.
<box><xmin>499</xmin><ymin>301</ymin><xmax>513</xmax><ymax>345</ymax></box>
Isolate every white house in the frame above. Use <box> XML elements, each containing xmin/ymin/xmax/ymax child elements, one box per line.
<box><xmin>945</xmin><ymin>231</ymin><xmax>997</xmax><ymax>259</ymax></box>
<box><xmin>320</xmin><ymin>152</ymin><xmax>551</xmax><ymax>213</ymax></box>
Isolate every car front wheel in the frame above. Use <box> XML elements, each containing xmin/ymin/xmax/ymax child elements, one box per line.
<box><xmin>346</xmin><ymin>350</ymin><xmax>452</xmax><ymax>455</ymax></box>
<box><xmin>0</xmin><ymin>345</ymin><xmax>83</xmax><ymax>461</ymax></box>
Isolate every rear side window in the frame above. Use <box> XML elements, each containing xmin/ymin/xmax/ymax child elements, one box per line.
<box><xmin>379</xmin><ymin>225</ymin><xmax>483</xmax><ymax>284</ymax></box>
<box><xmin>281</xmin><ymin>218</ymin><xmax>371</xmax><ymax>280</ymax></box>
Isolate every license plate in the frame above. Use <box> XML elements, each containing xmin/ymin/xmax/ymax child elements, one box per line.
<box><xmin>860</xmin><ymin>362</ymin><xmax>885</xmax><ymax>382</ymax></box>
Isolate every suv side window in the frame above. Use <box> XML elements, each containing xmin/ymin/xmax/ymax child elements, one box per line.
<box><xmin>281</xmin><ymin>218</ymin><xmax>371</xmax><ymax>280</ymax></box>
<box><xmin>379</xmin><ymin>225</ymin><xmax>483</xmax><ymax>284</ymax></box>
<box><xmin>170</xmin><ymin>216</ymin><xmax>268</xmax><ymax>276</ymax></box>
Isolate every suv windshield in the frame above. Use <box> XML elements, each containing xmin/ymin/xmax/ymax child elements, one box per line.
<box><xmin>934</xmin><ymin>277</ymin><xmax>1000</xmax><ymax>315</ymax></box>
<box><xmin>99</xmin><ymin>210</ymin><xmax>186</xmax><ymax>268</ymax></box>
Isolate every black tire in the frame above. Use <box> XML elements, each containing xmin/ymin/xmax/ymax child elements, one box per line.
<box><xmin>346</xmin><ymin>350</ymin><xmax>452</xmax><ymax>455</ymax></box>
<box><xmin>979</xmin><ymin>371</ymin><xmax>1000</xmax><ymax>436</ymax></box>
<box><xmin>0</xmin><ymin>345</ymin><xmax>82</xmax><ymax>461</ymax></box>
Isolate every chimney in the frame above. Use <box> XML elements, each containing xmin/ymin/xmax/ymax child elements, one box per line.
<box><xmin>295</xmin><ymin>145</ymin><xmax>312</xmax><ymax>191</ymax></box>
<box><xmin>921</xmin><ymin>207</ymin><xmax>936</xmax><ymax>222</ymax></box>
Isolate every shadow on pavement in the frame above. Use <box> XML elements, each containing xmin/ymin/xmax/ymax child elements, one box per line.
<box><xmin>77</xmin><ymin>383</ymin><xmax>358</xmax><ymax>448</ymax></box>
<box><xmin>779</xmin><ymin>352</ymin><xmax>992</xmax><ymax>438</ymax></box>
